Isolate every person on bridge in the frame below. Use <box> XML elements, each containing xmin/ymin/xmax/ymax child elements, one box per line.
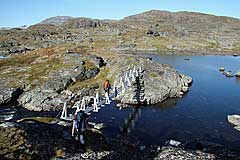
<box><xmin>72</xmin><ymin>111</ymin><xmax>89</xmax><ymax>145</ymax></box>
<box><xmin>103</xmin><ymin>79</ymin><xmax>111</xmax><ymax>95</ymax></box>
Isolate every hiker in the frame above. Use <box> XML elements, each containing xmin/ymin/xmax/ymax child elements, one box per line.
<box><xmin>103</xmin><ymin>79</ymin><xmax>111</xmax><ymax>95</ymax></box>
<box><xmin>72</xmin><ymin>111</ymin><xmax>89</xmax><ymax>145</ymax></box>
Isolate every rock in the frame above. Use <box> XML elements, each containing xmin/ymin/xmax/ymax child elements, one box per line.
<box><xmin>140</xmin><ymin>145</ymin><xmax>146</xmax><ymax>151</ymax></box>
<box><xmin>88</xmin><ymin>54</ymin><xmax>106</xmax><ymax>67</ymax></box>
<box><xmin>88</xmin><ymin>38</ymin><xmax>94</xmax><ymax>43</ymax></box>
<box><xmin>89</xmin><ymin>122</ymin><xmax>105</xmax><ymax>130</ymax></box>
<box><xmin>0</xmin><ymin>122</ymin><xmax>17</xmax><ymax>128</ymax></box>
<box><xmin>154</xmin><ymin>146</ymin><xmax>216</xmax><ymax>160</ymax></box>
<box><xmin>0</xmin><ymin>87</ymin><xmax>23</xmax><ymax>105</ymax></box>
<box><xmin>111</xmin><ymin>56</ymin><xmax>192</xmax><ymax>105</ymax></box>
<box><xmin>223</xmin><ymin>71</ymin><xmax>233</xmax><ymax>77</ymax></box>
<box><xmin>18</xmin><ymin>63</ymin><xmax>99</xmax><ymax>111</ymax></box>
<box><xmin>228</xmin><ymin>115</ymin><xmax>240</xmax><ymax>132</ymax></box>
<box><xmin>114</xmin><ymin>43</ymin><xmax>137</xmax><ymax>50</ymax></box>
<box><xmin>169</xmin><ymin>140</ymin><xmax>181</xmax><ymax>147</ymax></box>
<box><xmin>233</xmin><ymin>54</ymin><xmax>238</xmax><ymax>57</ymax></box>
<box><xmin>236</xmin><ymin>71</ymin><xmax>240</xmax><ymax>78</ymax></box>
<box><xmin>182</xmin><ymin>86</ymin><xmax>188</xmax><ymax>92</ymax></box>
<box><xmin>219</xmin><ymin>67</ymin><xmax>225</xmax><ymax>72</ymax></box>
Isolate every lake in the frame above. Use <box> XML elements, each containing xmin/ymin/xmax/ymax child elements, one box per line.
<box><xmin>0</xmin><ymin>55</ymin><xmax>5</xmax><ymax>59</ymax></box>
<box><xmin>90</xmin><ymin>55</ymin><xmax>240</xmax><ymax>148</ymax></box>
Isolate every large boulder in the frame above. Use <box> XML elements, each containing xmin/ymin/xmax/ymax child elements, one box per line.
<box><xmin>154</xmin><ymin>146</ymin><xmax>216</xmax><ymax>160</ymax></box>
<box><xmin>18</xmin><ymin>65</ymin><xmax>99</xmax><ymax>111</ymax></box>
<box><xmin>0</xmin><ymin>86</ymin><xmax>23</xmax><ymax>105</ymax></box>
<box><xmin>236</xmin><ymin>71</ymin><xmax>240</xmax><ymax>78</ymax></box>
<box><xmin>228</xmin><ymin>115</ymin><xmax>240</xmax><ymax>132</ymax></box>
<box><xmin>109</xmin><ymin>56</ymin><xmax>192</xmax><ymax>105</ymax></box>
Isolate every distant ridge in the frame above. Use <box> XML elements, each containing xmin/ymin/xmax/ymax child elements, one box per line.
<box><xmin>40</xmin><ymin>16</ymin><xmax>74</xmax><ymax>25</ymax></box>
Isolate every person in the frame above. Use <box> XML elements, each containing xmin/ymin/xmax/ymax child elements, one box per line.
<box><xmin>72</xmin><ymin>111</ymin><xmax>89</xmax><ymax>145</ymax></box>
<box><xmin>103</xmin><ymin>79</ymin><xmax>111</xmax><ymax>95</ymax></box>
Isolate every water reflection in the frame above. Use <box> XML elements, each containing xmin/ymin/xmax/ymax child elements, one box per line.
<box><xmin>91</xmin><ymin>55</ymin><xmax>240</xmax><ymax>148</ymax></box>
<box><xmin>119</xmin><ymin>106</ymin><xmax>141</xmax><ymax>137</ymax></box>
<box><xmin>151</xmin><ymin>98</ymin><xmax>179</xmax><ymax>110</ymax></box>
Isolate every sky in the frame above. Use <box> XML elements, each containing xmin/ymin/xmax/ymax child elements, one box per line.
<box><xmin>1</xmin><ymin>0</ymin><xmax>240</xmax><ymax>27</ymax></box>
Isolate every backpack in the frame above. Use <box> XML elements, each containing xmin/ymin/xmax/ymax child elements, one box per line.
<box><xmin>104</xmin><ymin>81</ymin><xmax>109</xmax><ymax>89</ymax></box>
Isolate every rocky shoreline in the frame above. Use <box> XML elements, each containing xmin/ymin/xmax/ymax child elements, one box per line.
<box><xmin>1</xmin><ymin>119</ymin><xmax>240</xmax><ymax>160</ymax></box>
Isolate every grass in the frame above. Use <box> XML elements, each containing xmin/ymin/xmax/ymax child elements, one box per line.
<box><xmin>16</xmin><ymin>117</ymin><xmax>56</xmax><ymax>123</ymax></box>
<box><xmin>149</xmin><ymin>72</ymin><xmax>158</xmax><ymax>78</ymax></box>
<box><xmin>68</xmin><ymin>66</ymin><xmax>110</xmax><ymax>92</ymax></box>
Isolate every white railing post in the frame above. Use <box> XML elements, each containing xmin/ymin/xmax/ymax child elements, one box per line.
<box><xmin>131</xmin><ymin>73</ymin><xmax>135</xmax><ymax>82</ymax></box>
<box><xmin>76</xmin><ymin>101</ymin><xmax>80</xmax><ymax>111</ymax></box>
<box><xmin>124</xmin><ymin>73</ymin><xmax>128</xmax><ymax>82</ymax></box>
<box><xmin>129</xmin><ymin>70</ymin><xmax>132</xmax><ymax>77</ymax></box>
<box><xmin>127</xmin><ymin>76</ymin><xmax>131</xmax><ymax>86</ymax></box>
<box><xmin>61</xmin><ymin>102</ymin><xmax>67</xmax><ymax>119</ymax></box>
<box><xmin>96</xmin><ymin>91</ymin><xmax>99</xmax><ymax>103</ymax></box>
<box><xmin>105</xmin><ymin>92</ymin><xmax>111</xmax><ymax>104</ymax></box>
<box><xmin>93</xmin><ymin>98</ymin><xmax>99</xmax><ymax>112</ymax></box>
<box><xmin>121</xmin><ymin>82</ymin><xmax>126</xmax><ymax>93</ymax></box>
<box><xmin>80</xmin><ymin>97</ymin><xmax>86</xmax><ymax>111</ymax></box>
<box><xmin>139</xmin><ymin>66</ymin><xmax>142</xmax><ymax>73</ymax></box>
<box><xmin>119</xmin><ymin>77</ymin><xmax>123</xmax><ymax>87</ymax></box>
<box><xmin>136</xmin><ymin>70</ymin><xmax>139</xmax><ymax>77</ymax></box>
<box><xmin>113</xmin><ymin>81</ymin><xmax>116</xmax><ymax>93</ymax></box>
<box><xmin>133</xmin><ymin>66</ymin><xmax>136</xmax><ymax>73</ymax></box>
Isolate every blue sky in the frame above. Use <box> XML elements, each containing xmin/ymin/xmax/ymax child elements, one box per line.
<box><xmin>1</xmin><ymin>0</ymin><xmax>240</xmax><ymax>27</ymax></box>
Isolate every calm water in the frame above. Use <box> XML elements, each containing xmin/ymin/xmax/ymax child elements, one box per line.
<box><xmin>0</xmin><ymin>55</ymin><xmax>5</xmax><ymax>59</ymax></box>
<box><xmin>90</xmin><ymin>55</ymin><xmax>240</xmax><ymax>148</ymax></box>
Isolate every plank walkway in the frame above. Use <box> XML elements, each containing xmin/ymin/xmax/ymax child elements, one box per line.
<box><xmin>59</xmin><ymin>66</ymin><xmax>143</xmax><ymax>121</ymax></box>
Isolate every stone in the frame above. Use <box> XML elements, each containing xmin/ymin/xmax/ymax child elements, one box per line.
<box><xmin>228</xmin><ymin>115</ymin><xmax>240</xmax><ymax>132</ymax></box>
<box><xmin>169</xmin><ymin>140</ymin><xmax>181</xmax><ymax>146</ymax></box>
<box><xmin>182</xmin><ymin>86</ymin><xmax>188</xmax><ymax>92</ymax></box>
<box><xmin>0</xmin><ymin>87</ymin><xmax>23</xmax><ymax>105</ymax></box>
<box><xmin>236</xmin><ymin>71</ymin><xmax>240</xmax><ymax>78</ymax></box>
<box><xmin>111</xmin><ymin>57</ymin><xmax>192</xmax><ymax>105</ymax></box>
<box><xmin>233</xmin><ymin>54</ymin><xmax>238</xmax><ymax>57</ymax></box>
<box><xmin>154</xmin><ymin>146</ymin><xmax>216</xmax><ymax>160</ymax></box>
<box><xmin>223</xmin><ymin>71</ymin><xmax>233</xmax><ymax>77</ymax></box>
<box><xmin>219</xmin><ymin>67</ymin><xmax>225</xmax><ymax>72</ymax></box>
<box><xmin>140</xmin><ymin>145</ymin><xmax>146</xmax><ymax>151</ymax></box>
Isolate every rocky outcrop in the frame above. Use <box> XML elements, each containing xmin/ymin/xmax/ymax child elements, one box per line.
<box><xmin>109</xmin><ymin>56</ymin><xmax>192</xmax><ymax>105</ymax></box>
<box><xmin>154</xmin><ymin>146</ymin><xmax>216</xmax><ymax>160</ymax></box>
<box><xmin>228</xmin><ymin>115</ymin><xmax>240</xmax><ymax>132</ymax></box>
<box><xmin>114</xmin><ymin>43</ymin><xmax>137</xmax><ymax>51</ymax></box>
<box><xmin>236</xmin><ymin>71</ymin><xmax>240</xmax><ymax>78</ymax></box>
<box><xmin>18</xmin><ymin>62</ymin><xmax>100</xmax><ymax>111</ymax></box>
<box><xmin>0</xmin><ymin>86</ymin><xmax>23</xmax><ymax>105</ymax></box>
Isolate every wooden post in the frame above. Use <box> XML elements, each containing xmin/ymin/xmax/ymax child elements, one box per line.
<box><xmin>139</xmin><ymin>66</ymin><xmax>142</xmax><ymax>73</ymax></box>
<box><xmin>96</xmin><ymin>91</ymin><xmax>99</xmax><ymax>103</ymax></box>
<box><xmin>61</xmin><ymin>102</ymin><xmax>67</xmax><ymax>119</ymax></box>
<box><xmin>80</xmin><ymin>97</ymin><xmax>86</xmax><ymax>111</ymax></box>
<box><xmin>121</xmin><ymin>82</ymin><xmax>125</xmax><ymax>93</ymax></box>
<box><xmin>105</xmin><ymin>92</ymin><xmax>111</xmax><ymax>104</ymax></box>
<box><xmin>93</xmin><ymin>98</ymin><xmax>99</xmax><ymax>112</ymax></box>
<box><xmin>127</xmin><ymin>76</ymin><xmax>131</xmax><ymax>86</ymax></box>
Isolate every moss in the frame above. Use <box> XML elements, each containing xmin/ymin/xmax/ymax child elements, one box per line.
<box><xmin>0</xmin><ymin>127</ymin><xmax>27</xmax><ymax>159</ymax></box>
<box><xmin>149</xmin><ymin>72</ymin><xmax>158</xmax><ymax>78</ymax></box>
<box><xmin>16</xmin><ymin>117</ymin><xmax>56</xmax><ymax>123</ymax></box>
<box><xmin>69</xmin><ymin>66</ymin><xmax>110</xmax><ymax>92</ymax></box>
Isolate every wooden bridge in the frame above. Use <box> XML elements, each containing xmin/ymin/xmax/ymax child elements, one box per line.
<box><xmin>59</xmin><ymin>66</ymin><xmax>143</xmax><ymax>121</ymax></box>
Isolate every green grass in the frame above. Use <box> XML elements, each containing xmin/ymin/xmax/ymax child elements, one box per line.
<box><xmin>149</xmin><ymin>72</ymin><xmax>158</xmax><ymax>78</ymax></box>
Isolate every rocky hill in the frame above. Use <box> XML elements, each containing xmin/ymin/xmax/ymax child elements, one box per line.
<box><xmin>1</xmin><ymin>10</ymin><xmax>240</xmax><ymax>56</ymax></box>
<box><xmin>39</xmin><ymin>16</ymin><xmax>74</xmax><ymax>25</ymax></box>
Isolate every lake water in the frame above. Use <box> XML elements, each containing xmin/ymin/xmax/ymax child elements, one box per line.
<box><xmin>0</xmin><ymin>55</ymin><xmax>5</xmax><ymax>59</ymax></box>
<box><xmin>90</xmin><ymin>55</ymin><xmax>240</xmax><ymax>148</ymax></box>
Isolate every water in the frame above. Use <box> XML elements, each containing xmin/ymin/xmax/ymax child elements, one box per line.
<box><xmin>0</xmin><ymin>55</ymin><xmax>5</xmax><ymax>59</ymax></box>
<box><xmin>90</xmin><ymin>55</ymin><xmax>240</xmax><ymax>148</ymax></box>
